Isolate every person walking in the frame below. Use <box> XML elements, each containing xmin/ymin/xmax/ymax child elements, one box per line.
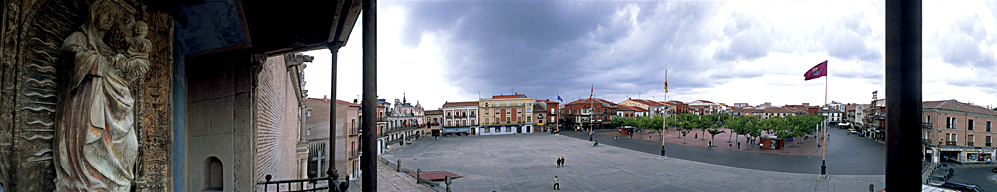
<box><xmin>561</xmin><ymin>157</ymin><xmax>566</xmax><ymax>167</ymax></box>
<box><xmin>708</xmin><ymin>141</ymin><xmax>712</xmax><ymax>149</ymax></box>
<box><xmin>553</xmin><ymin>176</ymin><xmax>560</xmax><ymax>190</ymax></box>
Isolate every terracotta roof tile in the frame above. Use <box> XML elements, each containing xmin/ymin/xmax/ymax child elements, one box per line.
<box><xmin>442</xmin><ymin>101</ymin><xmax>479</xmax><ymax>108</ymax></box>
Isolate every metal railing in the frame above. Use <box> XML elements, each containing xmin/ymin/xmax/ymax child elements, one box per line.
<box><xmin>945</xmin><ymin>141</ymin><xmax>957</xmax><ymax>146</ymax></box>
<box><xmin>256</xmin><ymin>175</ymin><xmax>333</xmax><ymax>192</ymax></box>
<box><xmin>968</xmin><ymin>142</ymin><xmax>975</xmax><ymax>146</ymax></box>
<box><xmin>922</xmin><ymin>122</ymin><xmax>931</xmax><ymax>128</ymax></box>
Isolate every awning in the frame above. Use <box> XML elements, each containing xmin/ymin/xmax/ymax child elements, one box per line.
<box><xmin>937</xmin><ymin>146</ymin><xmax>996</xmax><ymax>152</ymax></box>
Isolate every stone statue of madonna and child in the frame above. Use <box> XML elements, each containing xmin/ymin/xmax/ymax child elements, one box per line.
<box><xmin>55</xmin><ymin>0</ymin><xmax>150</xmax><ymax>191</ymax></box>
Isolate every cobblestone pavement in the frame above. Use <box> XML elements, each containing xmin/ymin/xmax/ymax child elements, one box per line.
<box><xmin>381</xmin><ymin>133</ymin><xmax>885</xmax><ymax>192</ymax></box>
<box><xmin>564</xmin><ymin>126</ymin><xmax>885</xmax><ymax>175</ymax></box>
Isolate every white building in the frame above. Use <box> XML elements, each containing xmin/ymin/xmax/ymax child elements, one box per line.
<box><xmin>442</xmin><ymin>101</ymin><xmax>479</xmax><ymax>135</ymax></box>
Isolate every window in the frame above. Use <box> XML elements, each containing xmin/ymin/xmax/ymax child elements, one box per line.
<box><xmin>969</xmin><ymin>119</ymin><xmax>975</xmax><ymax>130</ymax></box>
<box><xmin>307</xmin><ymin>110</ymin><xmax>312</xmax><ymax>117</ymax></box>
<box><xmin>506</xmin><ymin>127</ymin><xmax>512</xmax><ymax>132</ymax></box>
<box><xmin>495</xmin><ymin>127</ymin><xmax>500</xmax><ymax>132</ymax></box>
<box><xmin>527</xmin><ymin>108</ymin><xmax>531</xmax><ymax>111</ymax></box>
<box><xmin>989</xmin><ymin>121</ymin><xmax>993</xmax><ymax>132</ymax></box>
<box><xmin>205</xmin><ymin>157</ymin><xmax>223</xmax><ymax>191</ymax></box>
<box><xmin>969</xmin><ymin>135</ymin><xmax>975</xmax><ymax>146</ymax></box>
<box><xmin>518</xmin><ymin>101</ymin><xmax>522</xmax><ymax>106</ymax></box>
<box><xmin>926</xmin><ymin>115</ymin><xmax>931</xmax><ymax>125</ymax></box>
<box><xmin>484</xmin><ymin>128</ymin><xmax>490</xmax><ymax>133</ymax></box>
<box><xmin>507</xmin><ymin>102</ymin><xmax>510</xmax><ymax>106</ymax></box>
<box><xmin>988</xmin><ymin>136</ymin><xmax>992</xmax><ymax>146</ymax></box>
<box><xmin>527</xmin><ymin>117</ymin><xmax>532</xmax><ymax>122</ymax></box>
<box><xmin>470</xmin><ymin>111</ymin><xmax>475</xmax><ymax>117</ymax></box>
<box><xmin>447</xmin><ymin>112</ymin><xmax>452</xmax><ymax>118</ymax></box>
<box><xmin>485</xmin><ymin>103</ymin><xmax>489</xmax><ymax>107</ymax></box>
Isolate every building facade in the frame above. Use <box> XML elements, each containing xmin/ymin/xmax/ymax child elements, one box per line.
<box><xmin>923</xmin><ymin>100</ymin><xmax>997</xmax><ymax>164</ymax></box>
<box><xmin>563</xmin><ymin>98</ymin><xmax>617</xmax><ymax>130</ymax></box>
<box><xmin>536</xmin><ymin>100</ymin><xmax>560</xmax><ymax>132</ymax></box>
<box><xmin>478</xmin><ymin>94</ymin><xmax>535</xmax><ymax>135</ymax></box>
<box><xmin>424</xmin><ymin>109</ymin><xmax>443</xmax><ymax>136</ymax></box>
<box><xmin>304</xmin><ymin>98</ymin><xmax>362</xmax><ymax>180</ymax></box>
<box><xmin>377</xmin><ymin>96</ymin><xmax>426</xmax><ymax>154</ymax></box>
<box><xmin>442</xmin><ymin>101</ymin><xmax>478</xmax><ymax>135</ymax></box>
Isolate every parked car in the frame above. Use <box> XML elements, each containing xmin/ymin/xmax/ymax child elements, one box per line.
<box><xmin>932</xmin><ymin>167</ymin><xmax>955</xmax><ymax>179</ymax></box>
<box><xmin>941</xmin><ymin>182</ymin><xmax>985</xmax><ymax>192</ymax></box>
<box><xmin>991</xmin><ymin>167</ymin><xmax>997</xmax><ymax>173</ymax></box>
<box><xmin>927</xmin><ymin>176</ymin><xmax>947</xmax><ymax>186</ymax></box>
<box><xmin>849</xmin><ymin>129</ymin><xmax>859</xmax><ymax>134</ymax></box>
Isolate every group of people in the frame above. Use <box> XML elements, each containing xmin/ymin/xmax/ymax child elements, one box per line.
<box><xmin>553</xmin><ymin>157</ymin><xmax>566</xmax><ymax>190</ymax></box>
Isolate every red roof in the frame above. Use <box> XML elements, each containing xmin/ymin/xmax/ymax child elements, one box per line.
<box><xmin>617</xmin><ymin>105</ymin><xmax>643</xmax><ymax>111</ymax></box>
<box><xmin>924</xmin><ymin>100</ymin><xmax>997</xmax><ymax>116</ymax></box>
<box><xmin>492</xmin><ymin>94</ymin><xmax>528</xmax><ymax>99</ymax></box>
<box><xmin>307</xmin><ymin>97</ymin><xmax>361</xmax><ymax>107</ymax></box>
<box><xmin>442</xmin><ymin>101</ymin><xmax>478</xmax><ymax>108</ymax></box>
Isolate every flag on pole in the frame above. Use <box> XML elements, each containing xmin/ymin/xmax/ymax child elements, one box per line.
<box><xmin>664</xmin><ymin>71</ymin><xmax>669</xmax><ymax>93</ymax></box>
<box><xmin>804</xmin><ymin>60</ymin><xmax>828</xmax><ymax>81</ymax></box>
<box><xmin>557</xmin><ymin>95</ymin><xmax>563</xmax><ymax>102</ymax></box>
<box><xmin>590</xmin><ymin>85</ymin><xmax>594</xmax><ymax>99</ymax></box>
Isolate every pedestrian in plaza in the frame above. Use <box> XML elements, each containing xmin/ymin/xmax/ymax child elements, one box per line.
<box><xmin>553</xmin><ymin>176</ymin><xmax>560</xmax><ymax>190</ymax></box>
<box><xmin>708</xmin><ymin>141</ymin><xmax>712</xmax><ymax>149</ymax></box>
<box><xmin>737</xmin><ymin>142</ymin><xmax>740</xmax><ymax>149</ymax></box>
<box><xmin>561</xmin><ymin>157</ymin><xmax>566</xmax><ymax>167</ymax></box>
<box><xmin>593</xmin><ymin>140</ymin><xmax>599</xmax><ymax>147</ymax></box>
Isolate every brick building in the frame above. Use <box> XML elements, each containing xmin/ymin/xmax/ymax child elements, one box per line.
<box><xmin>304</xmin><ymin>98</ymin><xmax>361</xmax><ymax>179</ymax></box>
<box><xmin>923</xmin><ymin>100</ymin><xmax>997</xmax><ymax>164</ymax></box>
<box><xmin>536</xmin><ymin>99</ymin><xmax>560</xmax><ymax>132</ymax></box>
<box><xmin>563</xmin><ymin>98</ymin><xmax>618</xmax><ymax>130</ymax></box>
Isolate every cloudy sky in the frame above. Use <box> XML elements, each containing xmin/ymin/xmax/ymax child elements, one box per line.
<box><xmin>303</xmin><ymin>0</ymin><xmax>997</xmax><ymax>110</ymax></box>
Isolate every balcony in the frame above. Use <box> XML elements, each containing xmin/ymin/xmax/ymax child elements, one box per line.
<box><xmin>946</xmin><ymin>141</ymin><xmax>957</xmax><ymax>146</ymax></box>
<box><xmin>922</xmin><ymin>122</ymin><xmax>931</xmax><ymax>128</ymax></box>
<box><xmin>968</xmin><ymin>142</ymin><xmax>975</xmax><ymax>146</ymax></box>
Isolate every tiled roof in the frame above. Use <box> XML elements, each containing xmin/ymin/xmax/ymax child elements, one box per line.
<box><xmin>336</xmin><ymin>100</ymin><xmax>362</xmax><ymax>107</ymax></box>
<box><xmin>924</xmin><ymin>100</ymin><xmax>997</xmax><ymax>116</ymax></box>
<box><xmin>696</xmin><ymin>100</ymin><xmax>715</xmax><ymax>104</ymax></box>
<box><xmin>566</xmin><ymin>98</ymin><xmax>617</xmax><ymax>107</ymax></box>
<box><xmin>617</xmin><ymin>105</ymin><xmax>640</xmax><ymax>111</ymax></box>
<box><xmin>492</xmin><ymin>94</ymin><xmax>528</xmax><ymax>99</ymax></box>
<box><xmin>629</xmin><ymin>99</ymin><xmax>667</xmax><ymax>106</ymax></box>
<box><xmin>762</xmin><ymin>107</ymin><xmax>794</xmax><ymax>113</ymax></box>
<box><xmin>442</xmin><ymin>101</ymin><xmax>479</xmax><ymax>108</ymax></box>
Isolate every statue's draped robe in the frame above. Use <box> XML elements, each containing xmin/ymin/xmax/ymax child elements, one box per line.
<box><xmin>56</xmin><ymin>25</ymin><xmax>147</xmax><ymax>191</ymax></box>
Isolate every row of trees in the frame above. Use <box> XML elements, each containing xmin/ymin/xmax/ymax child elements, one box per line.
<box><xmin>610</xmin><ymin>113</ymin><xmax>827</xmax><ymax>146</ymax></box>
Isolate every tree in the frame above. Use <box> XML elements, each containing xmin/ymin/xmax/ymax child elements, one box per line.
<box><xmin>708</xmin><ymin>129</ymin><xmax>726</xmax><ymax>147</ymax></box>
<box><xmin>680</xmin><ymin>129</ymin><xmax>691</xmax><ymax>144</ymax></box>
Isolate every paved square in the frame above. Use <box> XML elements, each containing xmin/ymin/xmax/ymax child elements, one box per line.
<box><xmin>381</xmin><ymin>134</ymin><xmax>885</xmax><ymax>192</ymax></box>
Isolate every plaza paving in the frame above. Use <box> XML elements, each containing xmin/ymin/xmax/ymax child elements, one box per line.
<box><xmin>380</xmin><ymin>133</ymin><xmax>886</xmax><ymax>192</ymax></box>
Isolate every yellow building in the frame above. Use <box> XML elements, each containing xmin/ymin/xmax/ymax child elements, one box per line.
<box><xmin>478</xmin><ymin>94</ymin><xmax>536</xmax><ymax>135</ymax></box>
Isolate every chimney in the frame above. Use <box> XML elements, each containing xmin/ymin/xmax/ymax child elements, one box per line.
<box><xmin>323</xmin><ymin>95</ymin><xmax>328</xmax><ymax>102</ymax></box>
<box><xmin>354</xmin><ymin>99</ymin><xmax>358</xmax><ymax>104</ymax></box>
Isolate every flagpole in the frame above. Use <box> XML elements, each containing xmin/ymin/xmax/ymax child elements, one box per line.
<box><xmin>820</xmin><ymin>60</ymin><xmax>829</xmax><ymax>178</ymax></box>
<box><xmin>662</xmin><ymin>70</ymin><xmax>667</xmax><ymax>157</ymax></box>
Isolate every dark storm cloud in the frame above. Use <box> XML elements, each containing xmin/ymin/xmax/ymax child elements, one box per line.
<box><xmin>390</xmin><ymin>1</ymin><xmax>722</xmax><ymax>102</ymax></box>
<box><xmin>389</xmin><ymin>1</ymin><xmax>889</xmax><ymax>103</ymax></box>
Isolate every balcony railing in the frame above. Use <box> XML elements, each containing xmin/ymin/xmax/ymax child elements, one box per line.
<box><xmin>968</xmin><ymin>142</ymin><xmax>975</xmax><ymax>146</ymax></box>
<box><xmin>922</xmin><ymin>122</ymin><xmax>932</xmax><ymax>128</ymax></box>
<box><xmin>946</xmin><ymin>141</ymin><xmax>957</xmax><ymax>146</ymax></box>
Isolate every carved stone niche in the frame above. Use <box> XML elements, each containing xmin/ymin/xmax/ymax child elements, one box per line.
<box><xmin>0</xmin><ymin>0</ymin><xmax>172</xmax><ymax>191</ymax></box>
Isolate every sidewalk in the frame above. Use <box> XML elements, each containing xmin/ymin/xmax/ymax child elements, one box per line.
<box><xmin>375</xmin><ymin>160</ymin><xmax>436</xmax><ymax>192</ymax></box>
